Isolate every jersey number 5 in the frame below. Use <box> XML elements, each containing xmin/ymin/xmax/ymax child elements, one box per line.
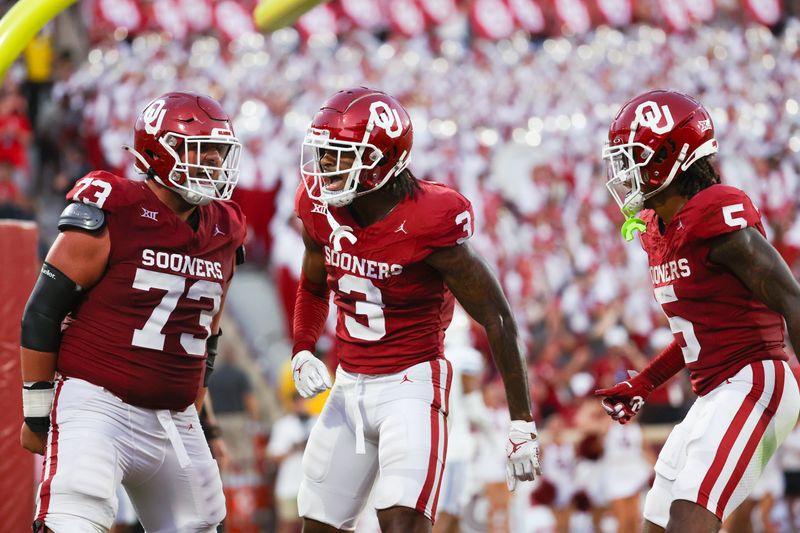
<box><xmin>131</xmin><ymin>268</ymin><xmax>222</xmax><ymax>355</ymax></box>
<box><xmin>654</xmin><ymin>285</ymin><xmax>700</xmax><ymax>363</ymax></box>
<box><xmin>723</xmin><ymin>203</ymin><xmax>746</xmax><ymax>229</ymax></box>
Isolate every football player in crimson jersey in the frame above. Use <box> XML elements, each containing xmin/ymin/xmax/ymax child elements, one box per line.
<box><xmin>596</xmin><ymin>90</ymin><xmax>800</xmax><ymax>533</ymax></box>
<box><xmin>19</xmin><ymin>92</ymin><xmax>246</xmax><ymax>533</ymax></box>
<box><xmin>291</xmin><ymin>87</ymin><xmax>540</xmax><ymax>533</ymax></box>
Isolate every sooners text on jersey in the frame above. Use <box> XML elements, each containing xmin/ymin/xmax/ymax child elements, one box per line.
<box><xmin>58</xmin><ymin>171</ymin><xmax>246</xmax><ymax>410</ymax></box>
<box><xmin>639</xmin><ymin>184</ymin><xmax>787</xmax><ymax>395</ymax></box>
<box><xmin>296</xmin><ymin>180</ymin><xmax>474</xmax><ymax>374</ymax></box>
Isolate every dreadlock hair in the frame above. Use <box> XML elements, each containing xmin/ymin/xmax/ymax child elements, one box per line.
<box><xmin>389</xmin><ymin>168</ymin><xmax>421</xmax><ymax>200</ymax></box>
<box><xmin>677</xmin><ymin>156</ymin><xmax>721</xmax><ymax>199</ymax></box>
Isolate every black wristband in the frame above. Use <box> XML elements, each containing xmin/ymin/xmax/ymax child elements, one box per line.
<box><xmin>203</xmin><ymin>424</ymin><xmax>222</xmax><ymax>441</ymax></box>
<box><xmin>24</xmin><ymin>416</ymin><xmax>50</xmax><ymax>433</ymax></box>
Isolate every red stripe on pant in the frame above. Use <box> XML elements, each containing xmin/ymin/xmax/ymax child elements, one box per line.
<box><xmin>715</xmin><ymin>360</ymin><xmax>785</xmax><ymax>517</ymax></box>
<box><xmin>416</xmin><ymin>360</ymin><xmax>443</xmax><ymax>514</ymax></box>
<box><xmin>696</xmin><ymin>363</ymin><xmax>766</xmax><ymax>509</ymax></box>
<box><xmin>36</xmin><ymin>380</ymin><xmax>65</xmax><ymax>522</ymax></box>
<box><xmin>430</xmin><ymin>360</ymin><xmax>454</xmax><ymax>517</ymax></box>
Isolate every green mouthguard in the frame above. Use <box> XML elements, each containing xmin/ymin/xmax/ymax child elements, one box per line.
<box><xmin>621</xmin><ymin>213</ymin><xmax>646</xmax><ymax>242</ymax></box>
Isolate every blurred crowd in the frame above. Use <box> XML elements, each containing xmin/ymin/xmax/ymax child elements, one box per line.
<box><xmin>9</xmin><ymin>8</ymin><xmax>800</xmax><ymax>351</ymax></box>
<box><xmin>5</xmin><ymin>1</ymin><xmax>800</xmax><ymax>531</ymax></box>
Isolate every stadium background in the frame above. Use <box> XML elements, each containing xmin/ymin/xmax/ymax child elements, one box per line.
<box><xmin>2</xmin><ymin>0</ymin><xmax>800</xmax><ymax>531</ymax></box>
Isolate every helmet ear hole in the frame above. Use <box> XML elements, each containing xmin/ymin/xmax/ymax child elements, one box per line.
<box><xmin>387</xmin><ymin>146</ymin><xmax>399</xmax><ymax>164</ymax></box>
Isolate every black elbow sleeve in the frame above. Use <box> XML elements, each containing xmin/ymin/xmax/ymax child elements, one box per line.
<box><xmin>20</xmin><ymin>263</ymin><xmax>82</xmax><ymax>352</ymax></box>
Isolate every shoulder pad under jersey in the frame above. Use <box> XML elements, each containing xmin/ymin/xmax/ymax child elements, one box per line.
<box><xmin>682</xmin><ymin>185</ymin><xmax>761</xmax><ymax>241</ymax></box>
<box><xmin>57</xmin><ymin>202</ymin><xmax>106</xmax><ymax>233</ymax></box>
<box><xmin>416</xmin><ymin>181</ymin><xmax>474</xmax><ymax>251</ymax></box>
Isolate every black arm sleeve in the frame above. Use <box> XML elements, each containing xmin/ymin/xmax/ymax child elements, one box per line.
<box><xmin>20</xmin><ymin>263</ymin><xmax>82</xmax><ymax>352</ymax></box>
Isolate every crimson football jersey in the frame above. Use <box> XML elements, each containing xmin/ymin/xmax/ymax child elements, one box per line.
<box><xmin>639</xmin><ymin>184</ymin><xmax>787</xmax><ymax>395</ymax></box>
<box><xmin>296</xmin><ymin>180</ymin><xmax>474</xmax><ymax>374</ymax></box>
<box><xmin>57</xmin><ymin>171</ymin><xmax>246</xmax><ymax>410</ymax></box>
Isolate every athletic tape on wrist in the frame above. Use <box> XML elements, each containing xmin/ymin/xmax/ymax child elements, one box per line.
<box><xmin>22</xmin><ymin>381</ymin><xmax>55</xmax><ymax>418</ymax></box>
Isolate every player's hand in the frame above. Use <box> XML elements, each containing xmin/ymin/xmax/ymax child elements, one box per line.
<box><xmin>292</xmin><ymin>350</ymin><xmax>332</xmax><ymax>399</ymax></box>
<box><xmin>594</xmin><ymin>370</ymin><xmax>654</xmax><ymax>424</ymax></box>
<box><xmin>209</xmin><ymin>436</ymin><xmax>232</xmax><ymax>472</ymax></box>
<box><xmin>505</xmin><ymin>420</ymin><xmax>542</xmax><ymax>491</ymax></box>
<box><xmin>20</xmin><ymin>422</ymin><xmax>47</xmax><ymax>455</ymax></box>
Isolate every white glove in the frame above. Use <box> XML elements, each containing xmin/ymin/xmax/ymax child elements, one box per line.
<box><xmin>292</xmin><ymin>350</ymin><xmax>332</xmax><ymax>399</ymax></box>
<box><xmin>505</xmin><ymin>420</ymin><xmax>542</xmax><ymax>491</ymax></box>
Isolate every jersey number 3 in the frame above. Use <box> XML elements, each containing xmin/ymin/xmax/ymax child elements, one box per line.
<box><xmin>131</xmin><ymin>268</ymin><xmax>222</xmax><ymax>355</ymax></box>
<box><xmin>338</xmin><ymin>274</ymin><xmax>386</xmax><ymax>341</ymax></box>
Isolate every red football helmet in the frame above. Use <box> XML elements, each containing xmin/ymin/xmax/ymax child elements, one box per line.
<box><xmin>300</xmin><ymin>87</ymin><xmax>413</xmax><ymax>207</ymax></box>
<box><xmin>128</xmin><ymin>92</ymin><xmax>241</xmax><ymax>206</ymax></box>
<box><xmin>602</xmin><ymin>90</ymin><xmax>718</xmax><ymax>215</ymax></box>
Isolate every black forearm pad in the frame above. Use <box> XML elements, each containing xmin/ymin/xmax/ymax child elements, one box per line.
<box><xmin>204</xmin><ymin>329</ymin><xmax>222</xmax><ymax>387</ymax></box>
<box><xmin>20</xmin><ymin>263</ymin><xmax>82</xmax><ymax>352</ymax></box>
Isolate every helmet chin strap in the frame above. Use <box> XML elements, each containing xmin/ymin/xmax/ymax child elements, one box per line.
<box><xmin>175</xmin><ymin>186</ymin><xmax>212</xmax><ymax>206</ymax></box>
<box><xmin>323</xmin><ymin>174</ymin><xmax>360</xmax><ymax>206</ymax></box>
<box><xmin>123</xmin><ymin>145</ymin><xmax>151</xmax><ymax>175</ymax></box>
<box><xmin>170</xmin><ymin>168</ymin><xmax>219</xmax><ymax>206</ymax></box>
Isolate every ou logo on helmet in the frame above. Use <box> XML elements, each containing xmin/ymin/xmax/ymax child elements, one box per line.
<box><xmin>143</xmin><ymin>99</ymin><xmax>167</xmax><ymax>135</ymax></box>
<box><xmin>634</xmin><ymin>101</ymin><xmax>674</xmax><ymax>135</ymax></box>
<box><xmin>368</xmin><ymin>101</ymin><xmax>403</xmax><ymax>139</ymax></box>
